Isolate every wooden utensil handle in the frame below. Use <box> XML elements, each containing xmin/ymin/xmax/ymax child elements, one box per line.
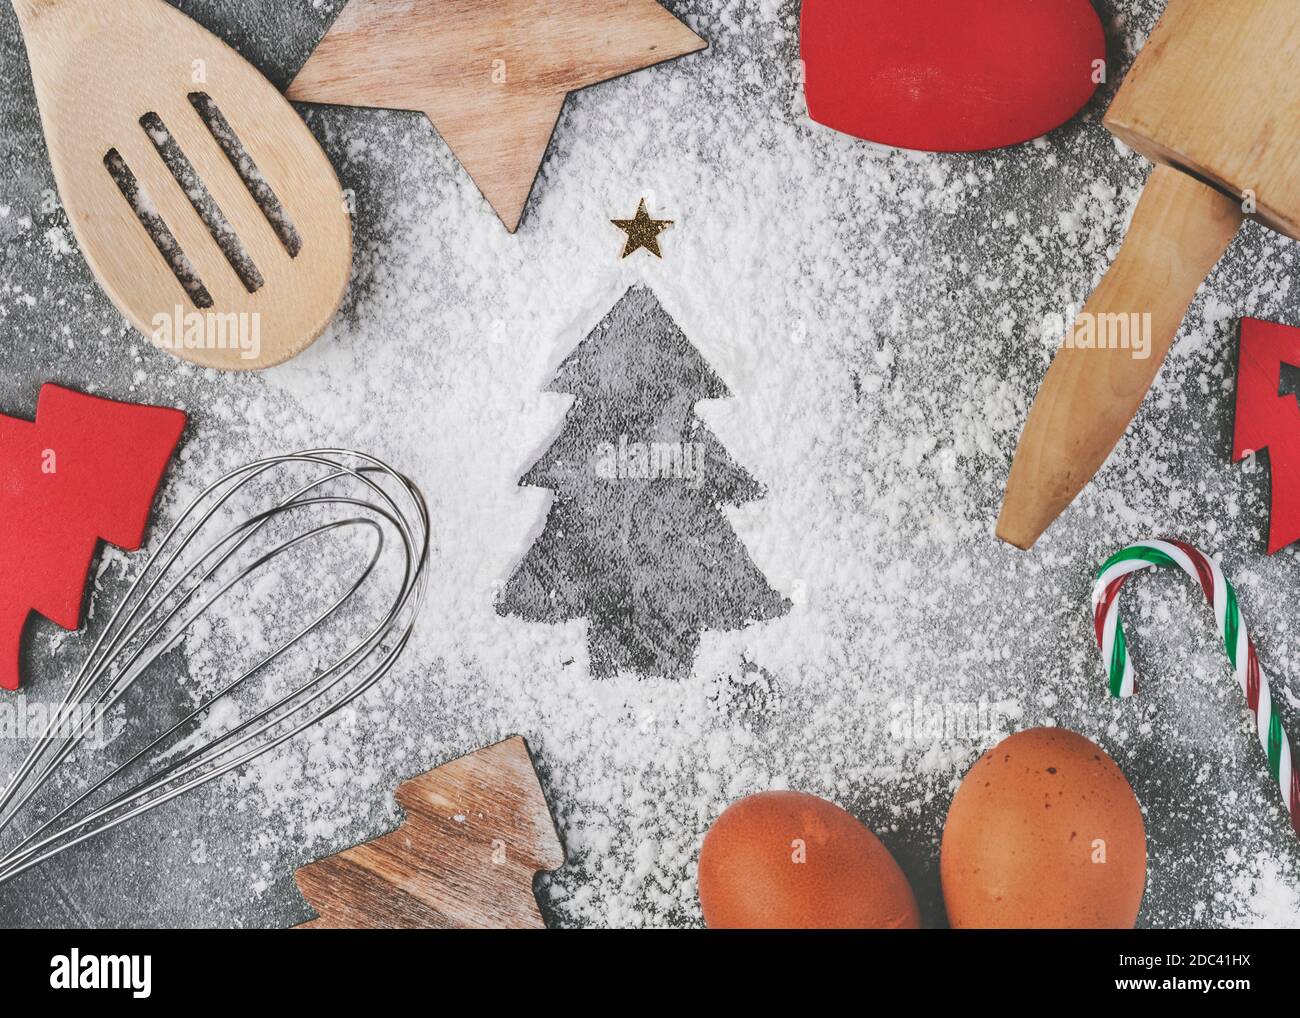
<box><xmin>997</xmin><ymin>165</ymin><xmax>1244</xmax><ymax>550</ymax></box>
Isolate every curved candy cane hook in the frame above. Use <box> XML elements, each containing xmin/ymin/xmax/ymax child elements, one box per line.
<box><xmin>1092</xmin><ymin>539</ymin><xmax>1299</xmax><ymax>838</ymax></box>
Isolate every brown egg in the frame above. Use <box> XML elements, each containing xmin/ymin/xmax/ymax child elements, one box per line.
<box><xmin>698</xmin><ymin>790</ymin><xmax>921</xmax><ymax>928</ymax></box>
<box><xmin>941</xmin><ymin>728</ymin><xmax>1146</xmax><ymax>928</ymax></box>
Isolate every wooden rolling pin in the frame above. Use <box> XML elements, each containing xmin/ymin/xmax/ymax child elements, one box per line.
<box><xmin>998</xmin><ymin>0</ymin><xmax>1300</xmax><ymax>549</ymax></box>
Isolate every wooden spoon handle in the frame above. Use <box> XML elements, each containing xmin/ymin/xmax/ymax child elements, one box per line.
<box><xmin>997</xmin><ymin>165</ymin><xmax>1244</xmax><ymax>550</ymax></box>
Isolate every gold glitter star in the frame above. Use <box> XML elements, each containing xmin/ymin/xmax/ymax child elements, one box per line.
<box><xmin>612</xmin><ymin>199</ymin><xmax>673</xmax><ymax>258</ymax></box>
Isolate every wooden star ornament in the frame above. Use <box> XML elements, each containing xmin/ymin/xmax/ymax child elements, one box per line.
<box><xmin>288</xmin><ymin>1</ymin><xmax>706</xmax><ymax>233</ymax></box>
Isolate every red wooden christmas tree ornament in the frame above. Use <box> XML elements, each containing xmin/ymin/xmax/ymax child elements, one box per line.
<box><xmin>1234</xmin><ymin>318</ymin><xmax>1300</xmax><ymax>555</ymax></box>
<box><xmin>800</xmin><ymin>0</ymin><xmax>1106</xmax><ymax>152</ymax></box>
<box><xmin>0</xmin><ymin>385</ymin><xmax>186</xmax><ymax>691</ymax></box>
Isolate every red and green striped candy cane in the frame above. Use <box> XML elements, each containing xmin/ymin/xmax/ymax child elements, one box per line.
<box><xmin>1092</xmin><ymin>539</ymin><xmax>1300</xmax><ymax>838</ymax></box>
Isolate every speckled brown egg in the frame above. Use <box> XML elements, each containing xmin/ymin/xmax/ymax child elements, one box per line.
<box><xmin>941</xmin><ymin>728</ymin><xmax>1146</xmax><ymax>928</ymax></box>
<box><xmin>698</xmin><ymin>790</ymin><xmax>921</xmax><ymax>928</ymax></box>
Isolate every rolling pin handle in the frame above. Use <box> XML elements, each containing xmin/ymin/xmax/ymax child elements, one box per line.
<box><xmin>997</xmin><ymin>165</ymin><xmax>1244</xmax><ymax>549</ymax></box>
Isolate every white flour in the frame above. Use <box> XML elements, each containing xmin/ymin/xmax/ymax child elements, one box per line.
<box><xmin>0</xmin><ymin>0</ymin><xmax>1296</xmax><ymax>927</ymax></box>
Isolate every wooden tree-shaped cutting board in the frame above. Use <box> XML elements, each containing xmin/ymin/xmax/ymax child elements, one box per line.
<box><xmin>294</xmin><ymin>737</ymin><xmax>564</xmax><ymax>928</ymax></box>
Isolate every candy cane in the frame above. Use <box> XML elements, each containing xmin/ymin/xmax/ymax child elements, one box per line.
<box><xmin>1091</xmin><ymin>539</ymin><xmax>1300</xmax><ymax>838</ymax></box>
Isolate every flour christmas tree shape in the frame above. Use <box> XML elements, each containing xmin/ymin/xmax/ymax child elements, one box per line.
<box><xmin>499</xmin><ymin>286</ymin><xmax>789</xmax><ymax>679</ymax></box>
<box><xmin>0</xmin><ymin>385</ymin><xmax>186</xmax><ymax>691</ymax></box>
<box><xmin>1234</xmin><ymin>318</ymin><xmax>1300</xmax><ymax>554</ymax></box>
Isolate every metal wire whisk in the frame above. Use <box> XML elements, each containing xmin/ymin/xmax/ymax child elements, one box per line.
<box><xmin>0</xmin><ymin>449</ymin><xmax>429</xmax><ymax>885</ymax></box>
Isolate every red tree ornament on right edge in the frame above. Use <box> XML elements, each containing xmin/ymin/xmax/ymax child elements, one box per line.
<box><xmin>0</xmin><ymin>384</ymin><xmax>186</xmax><ymax>691</ymax></box>
<box><xmin>1234</xmin><ymin>318</ymin><xmax>1300</xmax><ymax>554</ymax></box>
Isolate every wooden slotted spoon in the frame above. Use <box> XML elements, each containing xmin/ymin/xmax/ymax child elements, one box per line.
<box><xmin>12</xmin><ymin>0</ymin><xmax>353</xmax><ymax>370</ymax></box>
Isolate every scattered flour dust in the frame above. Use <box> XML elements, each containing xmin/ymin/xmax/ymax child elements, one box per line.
<box><xmin>0</xmin><ymin>0</ymin><xmax>1295</xmax><ymax>928</ymax></box>
<box><xmin>1218</xmin><ymin>853</ymin><xmax>1300</xmax><ymax>930</ymax></box>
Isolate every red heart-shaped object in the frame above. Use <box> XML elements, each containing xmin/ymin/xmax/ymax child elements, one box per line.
<box><xmin>802</xmin><ymin>0</ymin><xmax>1106</xmax><ymax>152</ymax></box>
